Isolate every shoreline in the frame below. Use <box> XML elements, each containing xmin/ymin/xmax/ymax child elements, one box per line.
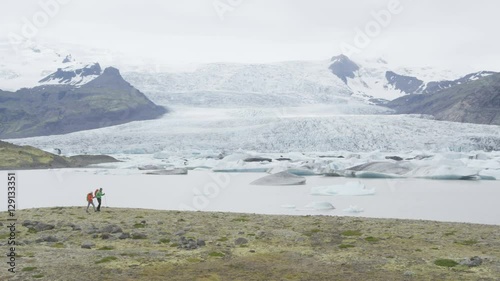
<box><xmin>1</xmin><ymin>169</ymin><xmax>499</xmax><ymax>225</ymax></box>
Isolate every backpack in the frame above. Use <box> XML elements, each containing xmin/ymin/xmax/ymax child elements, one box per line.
<box><xmin>87</xmin><ymin>193</ymin><xmax>93</xmax><ymax>202</ymax></box>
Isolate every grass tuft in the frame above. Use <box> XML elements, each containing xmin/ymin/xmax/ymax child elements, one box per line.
<box><xmin>208</xmin><ymin>252</ymin><xmax>225</xmax><ymax>257</ymax></box>
<box><xmin>365</xmin><ymin>236</ymin><xmax>380</xmax><ymax>242</ymax></box>
<box><xmin>95</xmin><ymin>256</ymin><xmax>118</xmax><ymax>264</ymax></box>
<box><xmin>456</xmin><ymin>239</ymin><xmax>478</xmax><ymax>246</ymax></box>
<box><xmin>341</xmin><ymin>230</ymin><xmax>362</xmax><ymax>236</ymax></box>
<box><xmin>434</xmin><ymin>259</ymin><xmax>458</xmax><ymax>267</ymax></box>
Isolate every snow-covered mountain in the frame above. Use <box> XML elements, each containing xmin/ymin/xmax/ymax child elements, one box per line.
<box><xmin>0</xmin><ymin>40</ymin><xmax>105</xmax><ymax>91</ymax></box>
<box><xmin>328</xmin><ymin>55</ymin><xmax>500</xmax><ymax>104</ymax></box>
<box><xmin>122</xmin><ymin>54</ymin><xmax>479</xmax><ymax>109</ymax></box>
<box><xmin>0</xmin><ymin>40</ymin><xmax>487</xmax><ymax>107</ymax></box>
<box><xmin>38</xmin><ymin>62</ymin><xmax>102</xmax><ymax>87</ymax></box>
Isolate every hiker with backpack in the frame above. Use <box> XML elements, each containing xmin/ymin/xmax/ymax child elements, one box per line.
<box><xmin>95</xmin><ymin>188</ymin><xmax>105</xmax><ymax>212</ymax></box>
<box><xmin>86</xmin><ymin>191</ymin><xmax>96</xmax><ymax>213</ymax></box>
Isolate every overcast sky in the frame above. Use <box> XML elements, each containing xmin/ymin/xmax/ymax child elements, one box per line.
<box><xmin>1</xmin><ymin>0</ymin><xmax>499</xmax><ymax>72</ymax></box>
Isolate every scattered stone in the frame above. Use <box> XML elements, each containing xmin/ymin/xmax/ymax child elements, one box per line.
<box><xmin>119</xmin><ymin>233</ymin><xmax>130</xmax><ymax>240</ymax></box>
<box><xmin>197</xmin><ymin>239</ymin><xmax>206</xmax><ymax>247</ymax></box>
<box><xmin>81</xmin><ymin>242</ymin><xmax>95</xmax><ymax>249</ymax></box>
<box><xmin>36</xmin><ymin>236</ymin><xmax>58</xmax><ymax>243</ymax></box>
<box><xmin>141</xmin><ymin>220</ymin><xmax>146</xmax><ymax>224</ymax></box>
<box><xmin>33</xmin><ymin>222</ymin><xmax>55</xmax><ymax>232</ymax></box>
<box><xmin>101</xmin><ymin>233</ymin><xmax>111</xmax><ymax>240</ymax></box>
<box><xmin>100</xmin><ymin>224</ymin><xmax>123</xmax><ymax>234</ymax></box>
<box><xmin>131</xmin><ymin>233</ymin><xmax>147</xmax><ymax>239</ymax></box>
<box><xmin>235</xmin><ymin>238</ymin><xmax>248</xmax><ymax>245</ymax></box>
<box><xmin>403</xmin><ymin>271</ymin><xmax>414</xmax><ymax>277</ymax></box>
<box><xmin>249</xmin><ymin>250</ymin><xmax>256</xmax><ymax>253</ymax></box>
<box><xmin>22</xmin><ymin>220</ymin><xmax>34</xmax><ymax>227</ymax></box>
<box><xmin>0</xmin><ymin>222</ymin><xmax>3</xmax><ymax>226</ymax></box>
<box><xmin>86</xmin><ymin>227</ymin><xmax>99</xmax><ymax>234</ymax></box>
<box><xmin>175</xmin><ymin>230</ymin><xmax>186</xmax><ymax>236</ymax></box>
<box><xmin>157</xmin><ymin>221</ymin><xmax>164</xmax><ymax>225</ymax></box>
<box><xmin>92</xmin><ymin>234</ymin><xmax>99</xmax><ymax>239</ymax></box>
<box><xmin>23</xmin><ymin>221</ymin><xmax>55</xmax><ymax>232</ymax></box>
<box><xmin>460</xmin><ymin>256</ymin><xmax>483</xmax><ymax>267</ymax></box>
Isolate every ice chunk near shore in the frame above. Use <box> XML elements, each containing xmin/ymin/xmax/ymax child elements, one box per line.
<box><xmin>251</xmin><ymin>171</ymin><xmax>306</xmax><ymax>186</ymax></box>
<box><xmin>343</xmin><ymin>205</ymin><xmax>364</xmax><ymax>213</ymax></box>
<box><xmin>286</xmin><ymin>168</ymin><xmax>319</xmax><ymax>176</ymax></box>
<box><xmin>345</xmin><ymin>161</ymin><xmax>413</xmax><ymax>178</ymax></box>
<box><xmin>310</xmin><ymin>182</ymin><xmax>375</xmax><ymax>196</ymax></box>
<box><xmin>144</xmin><ymin>168</ymin><xmax>188</xmax><ymax>175</ymax></box>
<box><xmin>213</xmin><ymin>168</ymin><xmax>271</xmax><ymax>173</ymax></box>
<box><xmin>406</xmin><ymin>166</ymin><xmax>480</xmax><ymax>180</ymax></box>
<box><xmin>303</xmin><ymin>201</ymin><xmax>335</xmax><ymax>210</ymax></box>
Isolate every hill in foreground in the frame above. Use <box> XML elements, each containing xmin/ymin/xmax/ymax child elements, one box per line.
<box><xmin>0</xmin><ymin>140</ymin><xmax>118</xmax><ymax>169</ymax></box>
<box><xmin>1</xmin><ymin>207</ymin><xmax>499</xmax><ymax>280</ymax></box>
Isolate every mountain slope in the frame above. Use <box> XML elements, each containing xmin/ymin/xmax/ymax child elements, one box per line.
<box><xmin>387</xmin><ymin>73</ymin><xmax>500</xmax><ymax>125</ymax></box>
<box><xmin>327</xmin><ymin>55</ymin><xmax>478</xmax><ymax>102</ymax></box>
<box><xmin>0</xmin><ymin>66</ymin><xmax>167</xmax><ymax>139</ymax></box>
<box><xmin>0</xmin><ymin>140</ymin><xmax>118</xmax><ymax>169</ymax></box>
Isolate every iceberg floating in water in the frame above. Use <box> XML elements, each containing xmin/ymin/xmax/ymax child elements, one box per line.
<box><xmin>213</xmin><ymin>168</ymin><xmax>271</xmax><ymax>173</ymax></box>
<box><xmin>310</xmin><ymin>181</ymin><xmax>375</xmax><ymax>196</ymax></box>
<box><xmin>345</xmin><ymin>161</ymin><xmax>414</xmax><ymax>178</ymax></box>
<box><xmin>343</xmin><ymin>205</ymin><xmax>364</xmax><ymax>213</ymax></box>
<box><xmin>303</xmin><ymin>201</ymin><xmax>335</xmax><ymax>210</ymax></box>
<box><xmin>342</xmin><ymin>161</ymin><xmax>483</xmax><ymax>180</ymax></box>
<box><xmin>406</xmin><ymin>166</ymin><xmax>480</xmax><ymax>180</ymax></box>
<box><xmin>286</xmin><ymin>168</ymin><xmax>319</xmax><ymax>176</ymax></box>
<box><xmin>145</xmin><ymin>168</ymin><xmax>188</xmax><ymax>175</ymax></box>
<box><xmin>251</xmin><ymin>171</ymin><xmax>306</xmax><ymax>186</ymax></box>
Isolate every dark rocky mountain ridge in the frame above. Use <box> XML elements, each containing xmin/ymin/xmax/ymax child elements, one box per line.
<box><xmin>0</xmin><ymin>64</ymin><xmax>167</xmax><ymax>139</ymax></box>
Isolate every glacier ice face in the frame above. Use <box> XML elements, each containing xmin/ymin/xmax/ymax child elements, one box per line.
<box><xmin>10</xmin><ymin>107</ymin><xmax>500</xmax><ymax>155</ymax></box>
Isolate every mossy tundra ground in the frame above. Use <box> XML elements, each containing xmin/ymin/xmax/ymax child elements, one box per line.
<box><xmin>1</xmin><ymin>207</ymin><xmax>499</xmax><ymax>280</ymax></box>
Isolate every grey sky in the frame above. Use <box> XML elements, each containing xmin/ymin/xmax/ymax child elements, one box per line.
<box><xmin>1</xmin><ymin>0</ymin><xmax>499</xmax><ymax>71</ymax></box>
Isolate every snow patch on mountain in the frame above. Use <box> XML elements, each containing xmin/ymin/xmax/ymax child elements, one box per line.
<box><xmin>38</xmin><ymin>62</ymin><xmax>102</xmax><ymax>87</ymax></box>
<box><xmin>0</xmin><ymin>40</ymin><xmax>105</xmax><ymax>91</ymax></box>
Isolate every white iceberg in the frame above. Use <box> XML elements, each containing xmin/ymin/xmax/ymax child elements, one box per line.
<box><xmin>406</xmin><ymin>165</ymin><xmax>480</xmax><ymax>180</ymax></box>
<box><xmin>251</xmin><ymin>171</ymin><xmax>306</xmax><ymax>186</ymax></box>
<box><xmin>303</xmin><ymin>201</ymin><xmax>335</xmax><ymax>210</ymax></box>
<box><xmin>343</xmin><ymin>205</ymin><xmax>364</xmax><ymax>213</ymax></box>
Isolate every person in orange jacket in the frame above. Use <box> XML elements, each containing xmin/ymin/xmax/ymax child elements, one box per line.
<box><xmin>86</xmin><ymin>191</ymin><xmax>96</xmax><ymax>213</ymax></box>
